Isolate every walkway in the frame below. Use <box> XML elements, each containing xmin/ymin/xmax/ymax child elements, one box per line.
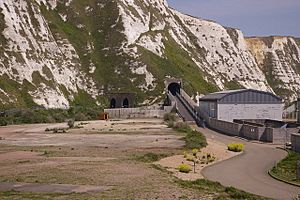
<box><xmin>172</xmin><ymin>94</ymin><xmax>194</xmax><ymax>122</ymax></box>
<box><xmin>199</xmin><ymin>127</ymin><xmax>300</xmax><ymax>200</ymax></box>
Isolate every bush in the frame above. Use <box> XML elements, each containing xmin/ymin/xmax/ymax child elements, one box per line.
<box><xmin>174</xmin><ymin>122</ymin><xmax>191</xmax><ymax>132</ymax></box>
<box><xmin>177</xmin><ymin>164</ymin><xmax>192</xmax><ymax>173</ymax></box>
<box><xmin>186</xmin><ymin>155</ymin><xmax>196</xmax><ymax>162</ymax></box>
<box><xmin>136</xmin><ymin>153</ymin><xmax>168</xmax><ymax>163</ymax></box>
<box><xmin>0</xmin><ymin>118</ymin><xmax>7</xmax><ymax>126</ymax></box>
<box><xmin>167</xmin><ymin>120</ymin><xmax>174</xmax><ymax>128</ymax></box>
<box><xmin>67</xmin><ymin>119</ymin><xmax>75</xmax><ymax>128</ymax></box>
<box><xmin>183</xmin><ymin>151</ymin><xmax>188</xmax><ymax>158</ymax></box>
<box><xmin>192</xmin><ymin>148</ymin><xmax>199</xmax><ymax>157</ymax></box>
<box><xmin>184</xmin><ymin>130</ymin><xmax>207</xmax><ymax>149</ymax></box>
<box><xmin>74</xmin><ymin>112</ymin><xmax>88</xmax><ymax>121</ymax></box>
<box><xmin>164</xmin><ymin>113</ymin><xmax>177</xmax><ymax>122</ymax></box>
<box><xmin>227</xmin><ymin>143</ymin><xmax>244</xmax><ymax>152</ymax></box>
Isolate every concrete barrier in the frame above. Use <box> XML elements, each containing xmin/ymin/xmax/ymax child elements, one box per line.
<box><xmin>208</xmin><ymin>118</ymin><xmax>242</xmax><ymax>136</ymax></box>
<box><xmin>292</xmin><ymin>133</ymin><xmax>300</xmax><ymax>153</ymax></box>
<box><xmin>207</xmin><ymin>118</ymin><xmax>298</xmax><ymax>143</ymax></box>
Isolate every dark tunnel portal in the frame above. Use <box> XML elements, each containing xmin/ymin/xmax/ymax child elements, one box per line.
<box><xmin>110</xmin><ymin>98</ymin><xmax>116</xmax><ymax>108</ymax></box>
<box><xmin>123</xmin><ymin>98</ymin><xmax>129</xmax><ymax>108</ymax></box>
<box><xmin>168</xmin><ymin>82</ymin><xmax>181</xmax><ymax>95</ymax></box>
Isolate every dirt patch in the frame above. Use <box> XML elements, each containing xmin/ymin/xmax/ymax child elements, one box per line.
<box><xmin>0</xmin><ymin>119</ymin><xmax>183</xmax><ymax>149</ymax></box>
<box><xmin>0</xmin><ymin>151</ymin><xmax>41</xmax><ymax>162</ymax></box>
<box><xmin>0</xmin><ymin>182</ymin><xmax>110</xmax><ymax>194</ymax></box>
<box><xmin>155</xmin><ymin>138</ymin><xmax>241</xmax><ymax>181</ymax></box>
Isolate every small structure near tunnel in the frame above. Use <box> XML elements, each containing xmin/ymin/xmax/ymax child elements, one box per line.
<box><xmin>107</xmin><ymin>93</ymin><xmax>135</xmax><ymax>109</ymax></box>
<box><xmin>199</xmin><ymin>89</ymin><xmax>283</xmax><ymax>122</ymax></box>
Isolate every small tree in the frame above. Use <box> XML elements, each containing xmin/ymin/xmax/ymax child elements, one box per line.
<box><xmin>68</xmin><ymin>119</ymin><xmax>75</xmax><ymax>128</ymax></box>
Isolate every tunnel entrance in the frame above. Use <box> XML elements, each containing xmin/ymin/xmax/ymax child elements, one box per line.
<box><xmin>168</xmin><ymin>82</ymin><xmax>181</xmax><ymax>95</ymax></box>
<box><xmin>123</xmin><ymin>98</ymin><xmax>129</xmax><ymax>108</ymax></box>
<box><xmin>110</xmin><ymin>98</ymin><xmax>116</xmax><ymax>108</ymax></box>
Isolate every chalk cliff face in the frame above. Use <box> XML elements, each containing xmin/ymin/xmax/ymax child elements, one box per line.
<box><xmin>0</xmin><ymin>0</ymin><xmax>299</xmax><ymax>109</ymax></box>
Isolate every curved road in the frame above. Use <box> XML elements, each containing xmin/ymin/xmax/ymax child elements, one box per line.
<box><xmin>198</xmin><ymin>127</ymin><xmax>300</xmax><ymax>200</ymax></box>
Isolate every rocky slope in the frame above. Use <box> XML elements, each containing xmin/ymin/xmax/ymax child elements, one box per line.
<box><xmin>0</xmin><ymin>0</ymin><xmax>299</xmax><ymax>109</ymax></box>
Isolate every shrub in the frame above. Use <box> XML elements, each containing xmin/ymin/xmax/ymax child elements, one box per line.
<box><xmin>74</xmin><ymin>112</ymin><xmax>88</xmax><ymax>121</ymax></box>
<box><xmin>0</xmin><ymin>118</ymin><xmax>8</xmax><ymax>126</ymax></box>
<box><xmin>192</xmin><ymin>148</ymin><xmax>199</xmax><ymax>157</ymax></box>
<box><xmin>136</xmin><ymin>153</ymin><xmax>168</xmax><ymax>163</ymax></box>
<box><xmin>177</xmin><ymin>164</ymin><xmax>192</xmax><ymax>173</ymax></box>
<box><xmin>227</xmin><ymin>143</ymin><xmax>244</xmax><ymax>152</ymax></box>
<box><xmin>67</xmin><ymin>119</ymin><xmax>75</xmax><ymax>128</ymax></box>
<box><xmin>164</xmin><ymin>113</ymin><xmax>177</xmax><ymax>122</ymax></box>
<box><xmin>186</xmin><ymin>155</ymin><xmax>196</xmax><ymax>162</ymax></box>
<box><xmin>183</xmin><ymin>151</ymin><xmax>188</xmax><ymax>158</ymax></box>
<box><xmin>174</xmin><ymin>122</ymin><xmax>191</xmax><ymax>132</ymax></box>
<box><xmin>167</xmin><ymin>120</ymin><xmax>174</xmax><ymax>128</ymax></box>
<box><xmin>184</xmin><ymin>130</ymin><xmax>207</xmax><ymax>149</ymax></box>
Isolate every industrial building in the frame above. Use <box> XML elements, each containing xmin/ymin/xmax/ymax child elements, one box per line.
<box><xmin>199</xmin><ymin>89</ymin><xmax>283</xmax><ymax>122</ymax></box>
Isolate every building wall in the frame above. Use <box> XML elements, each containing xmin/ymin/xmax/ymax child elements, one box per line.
<box><xmin>199</xmin><ymin>101</ymin><xmax>217</xmax><ymax>121</ymax></box>
<box><xmin>217</xmin><ymin>103</ymin><xmax>283</xmax><ymax>122</ymax></box>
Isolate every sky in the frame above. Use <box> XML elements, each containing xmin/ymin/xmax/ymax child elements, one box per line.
<box><xmin>167</xmin><ymin>0</ymin><xmax>300</xmax><ymax>37</ymax></box>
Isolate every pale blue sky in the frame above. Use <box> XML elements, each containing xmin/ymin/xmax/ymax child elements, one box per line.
<box><xmin>168</xmin><ymin>0</ymin><xmax>300</xmax><ymax>37</ymax></box>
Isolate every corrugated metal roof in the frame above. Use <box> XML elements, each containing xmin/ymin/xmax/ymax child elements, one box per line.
<box><xmin>199</xmin><ymin>89</ymin><xmax>247</xmax><ymax>101</ymax></box>
<box><xmin>199</xmin><ymin>89</ymin><xmax>281</xmax><ymax>101</ymax></box>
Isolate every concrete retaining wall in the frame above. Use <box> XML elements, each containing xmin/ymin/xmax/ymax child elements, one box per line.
<box><xmin>104</xmin><ymin>106</ymin><xmax>172</xmax><ymax>119</ymax></box>
<box><xmin>208</xmin><ymin>117</ymin><xmax>298</xmax><ymax>143</ymax></box>
<box><xmin>208</xmin><ymin>118</ymin><xmax>242</xmax><ymax>136</ymax></box>
<box><xmin>242</xmin><ymin>124</ymin><xmax>263</xmax><ymax>140</ymax></box>
<box><xmin>292</xmin><ymin>133</ymin><xmax>300</xmax><ymax>153</ymax></box>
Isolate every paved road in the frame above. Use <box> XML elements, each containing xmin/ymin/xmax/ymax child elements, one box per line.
<box><xmin>199</xmin><ymin>127</ymin><xmax>300</xmax><ymax>200</ymax></box>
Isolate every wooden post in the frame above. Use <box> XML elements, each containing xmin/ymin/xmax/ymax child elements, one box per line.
<box><xmin>297</xmin><ymin>161</ymin><xmax>300</xmax><ymax>180</ymax></box>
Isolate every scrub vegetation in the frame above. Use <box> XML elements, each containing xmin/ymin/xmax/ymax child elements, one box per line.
<box><xmin>270</xmin><ymin>150</ymin><xmax>300</xmax><ymax>186</ymax></box>
<box><xmin>0</xmin><ymin>107</ymin><xmax>102</xmax><ymax>126</ymax></box>
<box><xmin>177</xmin><ymin>179</ymin><xmax>269</xmax><ymax>200</ymax></box>
<box><xmin>163</xmin><ymin>113</ymin><xmax>207</xmax><ymax>150</ymax></box>
<box><xmin>227</xmin><ymin>143</ymin><xmax>244</xmax><ymax>152</ymax></box>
